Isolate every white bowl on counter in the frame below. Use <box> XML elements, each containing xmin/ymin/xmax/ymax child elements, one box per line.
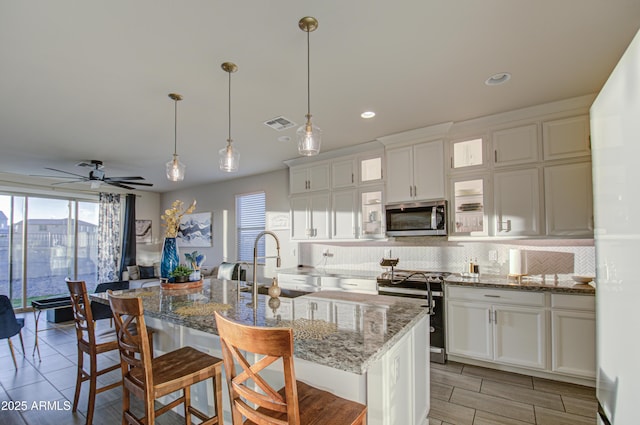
<box><xmin>571</xmin><ymin>275</ymin><xmax>595</xmax><ymax>284</ymax></box>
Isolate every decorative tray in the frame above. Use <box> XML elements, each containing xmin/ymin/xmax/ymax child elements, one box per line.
<box><xmin>160</xmin><ymin>279</ymin><xmax>203</xmax><ymax>290</ymax></box>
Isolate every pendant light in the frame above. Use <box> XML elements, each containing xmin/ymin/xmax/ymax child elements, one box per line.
<box><xmin>297</xmin><ymin>16</ymin><xmax>321</xmax><ymax>156</ymax></box>
<box><xmin>166</xmin><ymin>93</ymin><xmax>186</xmax><ymax>181</ymax></box>
<box><xmin>219</xmin><ymin>62</ymin><xmax>240</xmax><ymax>172</ymax></box>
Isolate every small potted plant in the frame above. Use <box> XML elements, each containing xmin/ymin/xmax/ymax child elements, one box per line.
<box><xmin>184</xmin><ymin>251</ymin><xmax>206</xmax><ymax>281</ymax></box>
<box><xmin>169</xmin><ymin>264</ymin><xmax>194</xmax><ymax>283</ymax></box>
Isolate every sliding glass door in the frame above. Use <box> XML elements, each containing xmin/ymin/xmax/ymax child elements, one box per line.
<box><xmin>0</xmin><ymin>194</ymin><xmax>98</xmax><ymax>309</ymax></box>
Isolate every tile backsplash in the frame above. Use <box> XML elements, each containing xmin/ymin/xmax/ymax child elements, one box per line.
<box><xmin>298</xmin><ymin>238</ymin><xmax>595</xmax><ymax>278</ymax></box>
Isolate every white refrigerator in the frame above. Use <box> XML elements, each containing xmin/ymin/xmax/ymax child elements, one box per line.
<box><xmin>590</xmin><ymin>28</ymin><xmax>640</xmax><ymax>424</ymax></box>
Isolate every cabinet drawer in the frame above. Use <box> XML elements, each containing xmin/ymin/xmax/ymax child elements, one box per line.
<box><xmin>551</xmin><ymin>294</ymin><xmax>595</xmax><ymax>311</ymax></box>
<box><xmin>278</xmin><ymin>273</ymin><xmax>319</xmax><ymax>285</ymax></box>
<box><xmin>339</xmin><ymin>278</ymin><xmax>377</xmax><ymax>294</ymax></box>
<box><xmin>448</xmin><ymin>286</ymin><xmax>546</xmax><ymax>307</ymax></box>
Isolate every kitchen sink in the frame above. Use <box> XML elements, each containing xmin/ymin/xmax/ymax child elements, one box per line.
<box><xmin>239</xmin><ymin>285</ymin><xmax>309</xmax><ymax>299</ymax></box>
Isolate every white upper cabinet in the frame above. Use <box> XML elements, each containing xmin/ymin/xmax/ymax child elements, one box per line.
<box><xmin>544</xmin><ymin>162</ymin><xmax>593</xmax><ymax>236</ymax></box>
<box><xmin>492</xmin><ymin>124</ymin><xmax>539</xmax><ymax>167</ymax></box>
<box><xmin>290</xmin><ymin>193</ymin><xmax>330</xmax><ymax>240</ymax></box>
<box><xmin>332</xmin><ymin>189</ymin><xmax>357</xmax><ymax>239</ymax></box>
<box><xmin>290</xmin><ymin>162</ymin><xmax>330</xmax><ymax>194</ymax></box>
<box><xmin>450</xmin><ymin>137</ymin><xmax>485</xmax><ymax>171</ymax></box>
<box><xmin>386</xmin><ymin>140</ymin><xmax>444</xmax><ymax>203</ymax></box>
<box><xmin>542</xmin><ymin>115</ymin><xmax>591</xmax><ymax>161</ymax></box>
<box><xmin>359</xmin><ymin>154</ymin><xmax>384</xmax><ymax>184</ymax></box>
<box><xmin>332</xmin><ymin>158</ymin><xmax>357</xmax><ymax>189</ymax></box>
<box><xmin>493</xmin><ymin>168</ymin><xmax>541</xmax><ymax>236</ymax></box>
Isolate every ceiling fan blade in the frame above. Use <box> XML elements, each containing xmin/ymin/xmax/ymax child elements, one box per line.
<box><xmin>30</xmin><ymin>174</ymin><xmax>85</xmax><ymax>180</ymax></box>
<box><xmin>104</xmin><ymin>176</ymin><xmax>146</xmax><ymax>181</ymax></box>
<box><xmin>106</xmin><ymin>181</ymin><xmax>135</xmax><ymax>190</ymax></box>
<box><xmin>108</xmin><ymin>181</ymin><xmax>154</xmax><ymax>187</ymax></box>
<box><xmin>44</xmin><ymin>167</ymin><xmax>88</xmax><ymax>179</ymax></box>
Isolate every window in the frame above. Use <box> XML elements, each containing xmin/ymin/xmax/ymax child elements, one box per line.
<box><xmin>236</xmin><ymin>192</ymin><xmax>265</xmax><ymax>263</ymax></box>
<box><xmin>0</xmin><ymin>193</ymin><xmax>98</xmax><ymax>309</ymax></box>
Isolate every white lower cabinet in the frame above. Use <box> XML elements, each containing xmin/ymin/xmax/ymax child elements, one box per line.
<box><xmin>447</xmin><ymin>286</ymin><xmax>597</xmax><ymax>381</ymax></box>
<box><xmin>493</xmin><ymin>305</ymin><xmax>547</xmax><ymax>369</ymax></box>
<box><xmin>551</xmin><ymin>294</ymin><xmax>596</xmax><ymax>378</ymax></box>
<box><xmin>447</xmin><ymin>298</ymin><xmax>546</xmax><ymax>369</ymax></box>
<box><xmin>367</xmin><ymin>314</ymin><xmax>429</xmax><ymax>425</ymax></box>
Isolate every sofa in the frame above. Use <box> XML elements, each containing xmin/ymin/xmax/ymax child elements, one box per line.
<box><xmin>123</xmin><ymin>262</ymin><xmax>246</xmax><ymax>288</ymax></box>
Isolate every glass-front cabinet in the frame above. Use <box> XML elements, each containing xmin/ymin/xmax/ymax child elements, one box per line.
<box><xmin>450</xmin><ymin>137</ymin><xmax>485</xmax><ymax>171</ymax></box>
<box><xmin>360</xmin><ymin>188</ymin><xmax>384</xmax><ymax>238</ymax></box>
<box><xmin>450</xmin><ymin>175</ymin><xmax>489</xmax><ymax>236</ymax></box>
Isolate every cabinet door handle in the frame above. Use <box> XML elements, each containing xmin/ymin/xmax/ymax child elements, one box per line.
<box><xmin>488</xmin><ymin>310</ymin><xmax>492</xmax><ymax>324</ymax></box>
<box><xmin>484</xmin><ymin>294</ymin><xmax>501</xmax><ymax>298</ymax></box>
<box><xmin>413</xmin><ymin>185</ymin><xmax>417</xmax><ymax>198</ymax></box>
<box><xmin>451</xmin><ymin>156</ymin><xmax>453</xmax><ymax>168</ymax></box>
<box><xmin>494</xmin><ymin>310</ymin><xmax>498</xmax><ymax>324</ymax></box>
<box><xmin>351</xmin><ymin>173</ymin><xmax>354</xmax><ymax>184</ymax></box>
<box><xmin>494</xmin><ymin>150</ymin><xmax>498</xmax><ymax>163</ymax></box>
<box><xmin>409</xmin><ymin>186</ymin><xmax>413</xmax><ymax>197</ymax></box>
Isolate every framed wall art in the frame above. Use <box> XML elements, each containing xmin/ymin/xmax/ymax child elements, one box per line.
<box><xmin>135</xmin><ymin>219</ymin><xmax>152</xmax><ymax>244</ymax></box>
<box><xmin>177</xmin><ymin>212</ymin><xmax>212</xmax><ymax>247</ymax></box>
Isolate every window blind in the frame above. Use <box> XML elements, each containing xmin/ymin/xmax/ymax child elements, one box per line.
<box><xmin>236</xmin><ymin>192</ymin><xmax>265</xmax><ymax>262</ymax></box>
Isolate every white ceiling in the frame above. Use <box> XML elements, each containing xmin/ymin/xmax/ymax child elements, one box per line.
<box><xmin>1</xmin><ymin>1</ymin><xmax>639</xmax><ymax>193</ymax></box>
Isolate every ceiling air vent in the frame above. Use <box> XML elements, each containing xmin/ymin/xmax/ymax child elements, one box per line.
<box><xmin>264</xmin><ymin>116</ymin><xmax>297</xmax><ymax>131</ymax></box>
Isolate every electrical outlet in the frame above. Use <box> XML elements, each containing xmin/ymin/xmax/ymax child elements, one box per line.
<box><xmin>489</xmin><ymin>250</ymin><xmax>498</xmax><ymax>261</ymax></box>
<box><xmin>384</xmin><ymin>249</ymin><xmax>392</xmax><ymax>258</ymax></box>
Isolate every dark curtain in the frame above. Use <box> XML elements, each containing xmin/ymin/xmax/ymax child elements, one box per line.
<box><xmin>119</xmin><ymin>193</ymin><xmax>137</xmax><ymax>280</ymax></box>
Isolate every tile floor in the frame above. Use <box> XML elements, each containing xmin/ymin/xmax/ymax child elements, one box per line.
<box><xmin>428</xmin><ymin>361</ymin><xmax>597</xmax><ymax>425</ymax></box>
<box><xmin>2</xmin><ymin>313</ymin><xmax>597</xmax><ymax>424</ymax></box>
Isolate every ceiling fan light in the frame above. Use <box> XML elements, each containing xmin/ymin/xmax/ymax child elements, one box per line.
<box><xmin>219</xmin><ymin>141</ymin><xmax>240</xmax><ymax>172</ymax></box>
<box><xmin>296</xmin><ymin>116</ymin><xmax>321</xmax><ymax>156</ymax></box>
<box><xmin>166</xmin><ymin>154</ymin><xmax>185</xmax><ymax>181</ymax></box>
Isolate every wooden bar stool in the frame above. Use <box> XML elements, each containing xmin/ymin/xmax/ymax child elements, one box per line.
<box><xmin>66</xmin><ymin>279</ymin><xmax>122</xmax><ymax>425</ymax></box>
<box><xmin>109</xmin><ymin>293</ymin><xmax>224</xmax><ymax>425</ymax></box>
<box><xmin>214</xmin><ymin>311</ymin><xmax>367</xmax><ymax>425</ymax></box>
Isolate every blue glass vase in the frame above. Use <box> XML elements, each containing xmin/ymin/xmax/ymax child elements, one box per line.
<box><xmin>160</xmin><ymin>237</ymin><xmax>179</xmax><ymax>279</ymax></box>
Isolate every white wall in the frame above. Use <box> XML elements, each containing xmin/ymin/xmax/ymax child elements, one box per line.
<box><xmin>161</xmin><ymin>168</ymin><xmax>296</xmax><ymax>284</ymax></box>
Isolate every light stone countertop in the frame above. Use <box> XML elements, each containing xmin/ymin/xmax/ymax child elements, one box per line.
<box><xmin>445</xmin><ymin>274</ymin><xmax>595</xmax><ymax>295</ymax></box>
<box><xmin>91</xmin><ymin>278</ymin><xmax>428</xmax><ymax>374</ymax></box>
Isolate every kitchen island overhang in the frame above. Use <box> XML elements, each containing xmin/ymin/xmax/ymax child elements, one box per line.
<box><xmin>92</xmin><ymin>279</ymin><xmax>431</xmax><ymax>425</ymax></box>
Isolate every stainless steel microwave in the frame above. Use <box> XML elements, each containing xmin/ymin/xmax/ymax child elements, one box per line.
<box><xmin>385</xmin><ymin>200</ymin><xmax>447</xmax><ymax>236</ymax></box>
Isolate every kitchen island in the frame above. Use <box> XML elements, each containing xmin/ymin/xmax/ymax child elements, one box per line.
<box><xmin>92</xmin><ymin>279</ymin><xmax>430</xmax><ymax>425</ymax></box>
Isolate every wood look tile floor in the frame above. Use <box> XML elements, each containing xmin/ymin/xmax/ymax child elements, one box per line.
<box><xmin>428</xmin><ymin>361</ymin><xmax>598</xmax><ymax>425</ymax></box>
<box><xmin>2</xmin><ymin>313</ymin><xmax>597</xmax><ymax>424</ymax></box>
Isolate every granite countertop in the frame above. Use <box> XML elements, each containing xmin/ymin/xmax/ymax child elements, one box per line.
<box><xmin>91</xmin><ymin>279</ymin><xmax>428</xmax><ymax>375</ymax></box>
<box><xmin>445</xmin><ymin>274</ymin><xmax>595</xmax><ymax>294</ymax></box>
<box><xmin>277</xmin><ymin>266</ymin><xmax>380</xmax><ymax>280</ymax></box>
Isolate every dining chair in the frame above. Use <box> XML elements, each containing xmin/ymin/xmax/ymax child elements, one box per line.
<box><xmin>0</xmin><ymin>295</ymin><xmax>25</xmax><ymax>369</ymax></box>
<box><xmin>214</xmin><ymin>311</ymin><xmax>367</xmax><ymax>425</ymax></box>
<box><xmin>66</xmin><ymin>279</ymin><xmax>122</xmax><ymax>425</ymax></box>
<box><xmin>108</xmin><ymin>293</ymin><xmax>224</xmax><ymax>425</ymax></box>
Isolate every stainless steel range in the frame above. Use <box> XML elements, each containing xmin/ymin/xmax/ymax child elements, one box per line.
<box><xmin>377</xmin><ymin>267</ymin><xmax>450</xmax><ymax>363</ymax></box>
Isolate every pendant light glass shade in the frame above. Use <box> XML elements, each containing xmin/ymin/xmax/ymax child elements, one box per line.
<box><xmin>297</xmin><ymin>16</ymin><xmax>321</xmax><ymax>156</ymax></box>
<box><xmin>219</xmin><ymin>62</ymin><xmax>239</xmax><ymax>172</ymax></box>
<box><xmin>166</xmin><ymin>154</ymin><xmax>185</xmax><ymax>181</ymax></box>
<box><xmin>297</xmin><ymin>115</ymin><xmax>322</xmax><ymax>156</ymax></box>
<box><xmin>219</xmin><ymin>141</ymin><xmax>240</xmax><ymax>172</ymax></box>
<box><xmin>166</xmin><ymin>93</ymin><xmax>185</xmax><ymax>181</ymax></box>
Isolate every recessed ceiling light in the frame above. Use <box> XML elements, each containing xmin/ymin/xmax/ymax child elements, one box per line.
<box><xmin>277</xmin><ymin>136</ymin><xmax>291</xmax><ymax>143</ymax></box>
<box><xmin>485</xmin><ymin>72</ymin><xmax>511</xmax><ymax>86</ymax></box>
<box><xmin>361</xmin><ymin>111</ymin><xmax>376</xmax><ymax>119</ymax></box>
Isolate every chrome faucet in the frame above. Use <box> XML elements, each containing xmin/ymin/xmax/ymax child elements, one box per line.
<box><xmin>252</xmin><ymin>231</ymin><xmax>281</xmax><ymax>308</ymax></box>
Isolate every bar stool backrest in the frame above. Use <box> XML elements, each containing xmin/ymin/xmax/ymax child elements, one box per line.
<box><xmin>214</xmin><ymin>311</ymin><xmax>301</xmax><ymax>425</ymax></box>
<box><xmin>66</xmin><ymin>280</ymin><xmax>97</xmax><ymax>348</ymax></box>
<box><xmin>107</xmin><ymin>294</ymin><xmax>154</xmax><ymax>395</ymax></box>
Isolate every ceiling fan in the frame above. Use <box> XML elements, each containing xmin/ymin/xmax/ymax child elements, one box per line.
<box><xmin>37</xmin><ymin>160</ymin><xmax>153</xmax><ymax>190</ymax></box>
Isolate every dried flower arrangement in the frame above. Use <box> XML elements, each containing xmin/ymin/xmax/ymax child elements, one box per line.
<box><xmin>161</xmin><ymin>199</ymin><xmax>197</xmax><ymax>237</ymax></box>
